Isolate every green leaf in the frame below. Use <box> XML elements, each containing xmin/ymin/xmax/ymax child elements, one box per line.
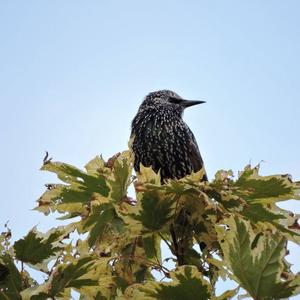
<box><xmin>241</xmin><ymin>203</ymin><xmax>300</xmax><ymax>242</ymax></box>
<box><xmin>14</xmin><ymin>229</ymin><xmax>60</xmax><ymax>265</ymax></box>
<box><xmin>14</xmin><ymin>225</ymin><xmax>75</xmax><ymax>267</ymax></box>
<box><xmin>143</xmin><ymin>234</ymin><xmax>161</xmax><ymax>262</ymax></box>
<box><xmin>212</xmin><ymin>287</ymin><xmax>239</xmax><ymax>300</ymax></box>
<box><xmin>84</xmin><ymin>205</ymin><xmax>114</xmax><ymax>246</ymax></box>
<box><xmin>137</xmin><ymin>266</ymin><xmax>212</xmax><ymax>300</ymax></box>
<box><xmin>137</xmin><ymin>164</ymin><xmax>161</xmax><ymax>185</ymax></box>
<box><xmin>217</xmin><ymin>216</ymin><xmax>300</xmax><ymax>299</ymax></box>
<box><xmin>134</xmin><ymin>190</ymin><xmax>175</xmax><ymax>231</ymax></box>
<box><xmin>0</xmin><ymin>264</ymin><xmax>9</xmax><ymax>282</ymax></box>
<box><xmin>32</xmin><ymin>257</ymin><xmax>98</xmax><ymax>298</ymax></box>
<box><xmin>241</xmin><ymin>203</ymin><xmax>285</xmax><ymax>223</ymax></box>
<box><xmin>234</xmin><ymin>165</ymin><xmax>299</xmax><ymax>203</ymax></box>
<box><xmin>0</xmin><ymin>254</ymin><xmax>22</xmax><ymax>300</ymax></box>
<box><xmin>84</xmin><ymin>155</ymin><xmax>106</xmax><ymax>175</ymax></box>
<box><xmin>42</xmin><ymin>162</ymin><xmax>108</xmax><ymax>194</ymax></box>
<box><xmin>109</xmin><ymin>152</ymin><xmax>133</xmax><ymax>203</ymax></box>
<box><xmin>81</xmin><ymin>203</ymin><xmax>125</xmax><ymax>247</ymax></box>
<box><xmin>37</xmin><ymin>159</ymin><xmax>110</xmax><ymax>216</ymax></box>
<box><xmin>214</xmin><ymin>169</ymin><xmax>234</xmax><ymax>182</ymax></box>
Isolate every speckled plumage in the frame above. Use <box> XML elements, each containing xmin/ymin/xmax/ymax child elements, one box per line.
<box><xmin>131</xmin><ymin>90</ymin><xmax>207</xmax><ymax>181</ymax></box>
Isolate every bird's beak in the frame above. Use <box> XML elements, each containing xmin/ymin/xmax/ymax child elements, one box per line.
<box><xmin>180</xmin><ymin>100</ymin><xmax>206</xmax><ymax>108</ymax></box>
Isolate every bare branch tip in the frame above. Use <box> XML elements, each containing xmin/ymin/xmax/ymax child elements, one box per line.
<box><xmin>43</xmin><ymin>151</ymin><xmax>53</xmax><ymax>165</ymax></box>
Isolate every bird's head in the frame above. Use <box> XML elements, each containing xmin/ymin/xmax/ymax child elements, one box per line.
<box><xmin>140</xmin><ymin>90</ymin><xmax>205</xmax><ymax>115</ymax></box>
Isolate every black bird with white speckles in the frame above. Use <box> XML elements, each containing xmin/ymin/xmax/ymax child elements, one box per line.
<box><xmin>131</xmin><ymin>90</ymin><xmax>207</xmax><ymax>182</ymax></box>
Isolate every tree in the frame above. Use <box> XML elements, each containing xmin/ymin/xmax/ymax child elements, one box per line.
<box><xmin>1</xmin><ymin>150</ymin><xmax>300</xmax><ymax>299</ymax></box>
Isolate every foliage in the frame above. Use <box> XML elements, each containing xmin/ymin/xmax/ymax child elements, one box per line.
<box><xmin>1</xmin><ymin>150</ymin><xmax>300</xmax><ymax>299</ymax></box>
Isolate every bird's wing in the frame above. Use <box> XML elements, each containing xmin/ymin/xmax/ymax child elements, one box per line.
<box><xmin>183</xmin><ymin>125</ymin><xmax>207</xmax><ymax>181</ymax></box>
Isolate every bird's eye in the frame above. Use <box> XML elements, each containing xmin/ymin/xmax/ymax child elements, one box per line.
<box><xmin>168</xmin><ymin>97</ymin><xmax>182</xmax><ymax>104</ymax></box>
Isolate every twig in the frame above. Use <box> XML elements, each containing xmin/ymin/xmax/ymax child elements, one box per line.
<box><xmin>158</xmin><ymin>233</ymin><xmax>172</xmax><ymax>249</ymax></box>
<box><xmin>111</xmin><ymin>254</ymin><xmax>170</xmax><ymax>276</ymax></box>
<box><xmin>43</xmin><ymin>151</ymin><xmax>53</xmax><ymax>165</ymax></box>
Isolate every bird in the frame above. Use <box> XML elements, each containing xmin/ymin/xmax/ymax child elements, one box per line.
<box><xmin>131</xmin><ymin>90</ymin><xmax>208</xmax><ymax>264</ymax></box>
<box><xmin>131</xmin><ymin>89</ymin><xmax>207</xmax><ymax>182</ymax></box>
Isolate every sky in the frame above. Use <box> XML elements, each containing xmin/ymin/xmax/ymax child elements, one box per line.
<box><xmin>0</xmin><ymin>0</ymin><xmax>300</xmax><ymax>297</ymax></box>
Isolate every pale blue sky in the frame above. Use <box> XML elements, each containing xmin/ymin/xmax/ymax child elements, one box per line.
<box><xmin>0</xmin><ymin>0</ymin><xmax>300</xmax><ymax>296</ymax></box>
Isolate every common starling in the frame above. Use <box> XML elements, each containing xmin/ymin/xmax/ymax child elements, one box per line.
<box><xmin>131</xmin><ymin>90</ymin><xmax>207</xmax><ymax>182</ymax></box>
